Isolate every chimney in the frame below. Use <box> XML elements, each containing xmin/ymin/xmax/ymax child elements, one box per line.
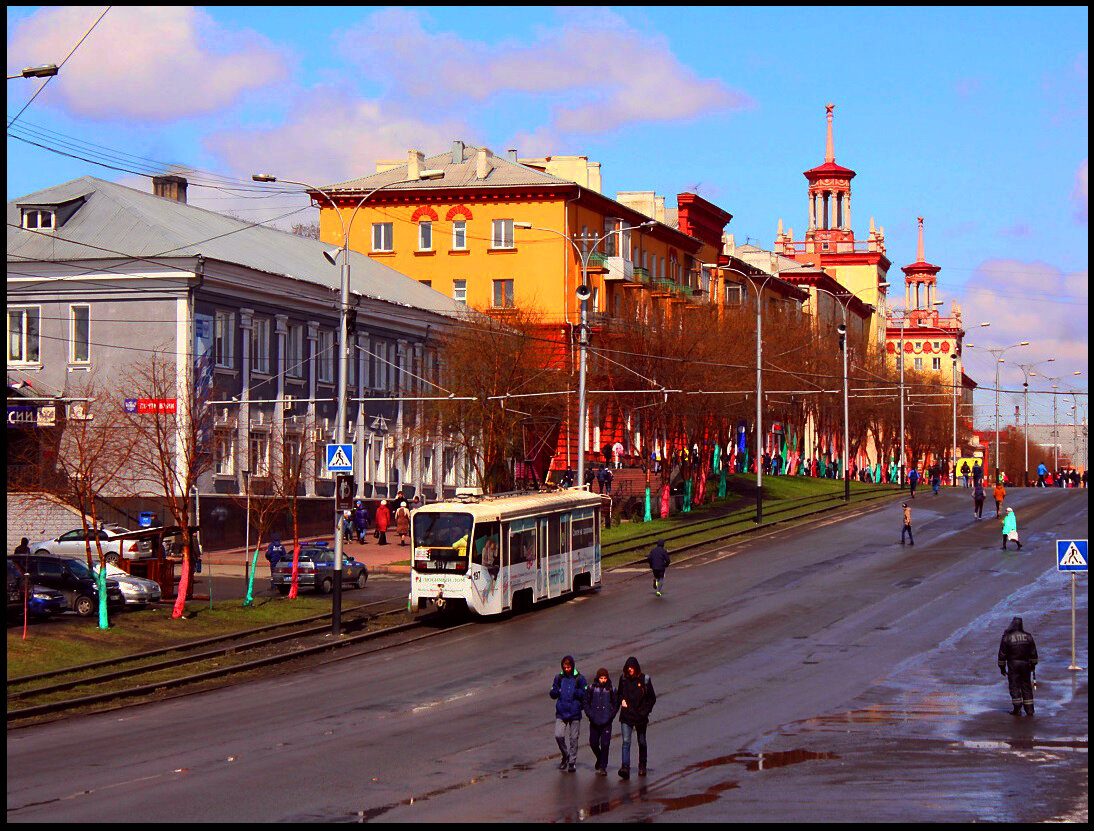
<box><xmin>476</xmin><ymin>147</ymin><xmax>491</xmax><ymax>180</ymax></box>
<box><xmin>507</xmin><ymin>148</ymin><xmax>518</xmax><ymax>162</ymax></box>
<box><xmin>407</xmin><ymin>150</ymin><xmax>424</xmax><ymax>181</ymax></box>
<box><xmin>153</xmin><ymin>175</ymin><xmax>187</xmax><ymax>204</ymax></box>
<box><xmin>452</xmin><ymin>140</ymin><xmax>465</xmax><ymax>165</ymax></box>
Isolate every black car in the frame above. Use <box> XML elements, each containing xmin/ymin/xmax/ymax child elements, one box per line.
<box><xmin>271</xmin><ymin>543</ymin><xmax>368</xmax><ymax>595</ymax></box>
<box><xmin>10</xmin><ymin>554</ymin><xmax>126</xmax><ymax>617</ymax></box>
<box><xmin>7</xmin><ymin>560</ymin><xmax>66</xmax><ymax>619</ymax></box>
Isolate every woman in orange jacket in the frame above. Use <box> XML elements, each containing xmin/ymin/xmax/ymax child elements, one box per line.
<box><xmin>993</xmin><ymin>482</ymin><xmax>1006</xmax><ymax>517</ymax></box>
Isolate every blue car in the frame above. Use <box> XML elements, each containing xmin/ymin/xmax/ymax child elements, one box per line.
<box><xmin>7</xmin><ymin>560</ymin><xmax>66</xmax><ymax>619</ymax></box>
<box><xmin>271</xmin><ymin>542</ymin><xmax>368</xmax><ymax>595</ymax></box>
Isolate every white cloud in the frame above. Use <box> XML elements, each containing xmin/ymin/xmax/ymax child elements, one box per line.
<box><xmin>957</xmin><ymin>259</ymin><xmax>1088</xmax><ymax>392</ymax></box>
<box><xmin>204</xmin><ymin>84</ymin><xmax>474</xmax><ymax>189</ymax></box>
<box><xmin>337</xmin><ymin>8</ymin><xmax>750</xmax><ymax>137</ymax></box>
<box><xmin>6</xmin><ymin>6</ymin><xmax>288</xmax><ymax>121</ymax></box>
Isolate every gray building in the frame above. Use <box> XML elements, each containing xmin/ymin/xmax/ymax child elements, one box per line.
<box><xmin>8</xmin><ymin>175</ymin><xmax>473</xmax><ymax>546</ymax></box>
<box><xmin>1026</xmin><ymin>422</ymin><xmax>1088</xmax><ymax>470</ymax></box>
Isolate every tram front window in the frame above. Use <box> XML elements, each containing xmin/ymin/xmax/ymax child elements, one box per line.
<box><xmin>412</xmin><ymin>512</ymin><xmax>473</xmax><ymax>572</ymax></box>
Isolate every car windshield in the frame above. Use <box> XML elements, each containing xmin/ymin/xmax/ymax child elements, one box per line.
<box><xmin>65</xmin><ymin>558</ymin><xmax>93</xmax><ymax>579</ymax></box>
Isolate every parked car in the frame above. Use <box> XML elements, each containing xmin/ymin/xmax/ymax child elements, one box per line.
<box><xmin>92</xmin><ymin>562</ymin><xmax>162</xmax><ymax>607</ymax></box>
<box><xmin>7</xmin><ymin>559</ymin><xmax>74</xmax><ymax>619</ymax></box>
<box><xmin>10</xmin><ymin>554</ymin><xmax>126</xmax><ymax>617</ymax></box>
<box><xmin>271</xmin><ymin>543</ymin><xmax>368</xmax><ymax>595</ymax></box>
<box><xmin>29</xmin><ymin>525</ymin><xmax>151</xmax><ymax>565</ymax></box>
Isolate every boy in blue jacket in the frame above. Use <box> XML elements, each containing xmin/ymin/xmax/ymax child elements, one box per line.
<box><xmin>550</xmin><ymin>655</ymin><xmax>588</xmax><ymax>772</ymax></box>
<box><xmin>583</xmin><ymin>667</ymin><xmax>619</xmax><ymax>775</ymax></box>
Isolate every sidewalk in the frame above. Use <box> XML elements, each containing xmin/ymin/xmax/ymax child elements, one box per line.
<box><xmin>199</xmin><ymin>536</ymin><xmax>412</xmax><ymax>578</ymax></box>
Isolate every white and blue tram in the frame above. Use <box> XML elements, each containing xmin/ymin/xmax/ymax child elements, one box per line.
<box><xmin>410</xmin><ymin>490</ymin><xmax>602</xmax><ymax>615</ymax></box>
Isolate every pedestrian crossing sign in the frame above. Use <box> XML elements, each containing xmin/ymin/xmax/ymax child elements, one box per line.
<box><xmin>326</xmin><ymin>443</ymin><xmax>354</xmax><ymax>473</ymax></box>
<box><xmin>1056</xmin><ymin>539</ymin><xmax>1088</xmax><ymax>572</ymax></box>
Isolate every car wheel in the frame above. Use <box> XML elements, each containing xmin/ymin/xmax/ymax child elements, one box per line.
<box><xmin>74</xmin><ymin>594</ymin><xmax>94</xmax><ymax>617</ymax></box>
<box><xmin>355</xmin><ymin>571</ymin><xmax>367</xmax><ymax>590</ymax></box>
<box><xmin>318</xmin><ymin>576</ymin><xmax>333</xmax><ymax>594</ymax></box>
<box><xmin>33</xmin><ymin>549</ymin><xmax>51</xmax><ymax>556</ymax></box>
<box><xmin>105</xmin><ymin>552</ymin><xmax>120</xmax><ymax>566</ymax></box>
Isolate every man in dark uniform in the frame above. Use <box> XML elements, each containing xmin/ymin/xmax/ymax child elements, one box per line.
<box><xmin>998</xmin><ymin>616</ymin><xmax>1038</xmax><ymax>715</ymax></box>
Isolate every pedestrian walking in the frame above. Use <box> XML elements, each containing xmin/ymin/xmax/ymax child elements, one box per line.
<box><xmin>550</xmin><ymin>655</ymin><xmax>588</xmax><ymax>773</ymax></box>
<box><xmin>993</xmin><ymin>481</ymin><xmax>1006</xmax><ymax>517</ymax></box>
<box><xmin>353</xmin><ymin>500</ymin><xmax>370</xmax><ymax>544</ymax></box>
<box><xmin>973</xmin><ymin>481</ymin><xmax>985</xmax><ymax>520</ymax></box>
<box><xmin>1001</xmin><ymin>507</ymin><xmax>1021</xmax><ymax>550</ymax></box>
<box><xmin>998</xmin><ymin>616</ymin><xmax>1038</xmax><ymax>715</ymax></box>
<box><xmin>395</xmin><ymin>501</ymin><xmax>411</xmax><ymax>546</ymax></box>
<box><xmin>13</xmin><ymin>537</ymin><xmax>31</xmax><ymax>555</ymax></box>
<box><xmin>584</xmin><ymin>466</ymin><xmax>595</xmax><ymax>490</ymax></box>
<box><xmin>617</xmin><ymin>656</ymin><xmax>657</xmax><ymax>779</ymax></box>
<box><xmin>583</xmin><ymin>667</ymin><xmax>619</xmax><ymax>776</ymax></box>
<box><xmin>931</xmin><ymin>467</ymin><xmax>941</xmax><ymax>496</ymax></box>
<box><xmin>961</xmin><ymin>461</ymin><xmax>971</xmax><ymax>488</ymax></box>
<box><xmin>908</xmin><ymin>467</ymin><xmax>919</xmax><ymax>498</ymax></box>
<box><xmin>901</xmin><ymin>502</ymin><xmax>914</xmax><ymax>546</ymax></box>
<box><xmin>341</xmin><ymin>507</ymin><xmax>354</xmax><ymax>540</ymax></box>
<box><xmin>597</xmin><ymin>466</ymin><xmax>613</xmax><ymax>495</ymax></box>
<box><xmin>972</xmin><ymin>461</ymin><xmax>983</xmax><ymax>487</ymax></box>
<box><xmin>265</xmin><ymin>535</ymin><xmax>286</xmax><ymax>583</ymax></box>
<box><xmin>612</xmin><ymin>440</ymin><xmax>624</xmax><ymax>469</ymax></box>
<box><xmin>1037</xmin><ymin>462</ymin><xmax>1047</xmax><ymax>487</ymax></box>
<box><xmin>375</xmin><ymin>499</ymin><xmax>391</xmax><ymax>546</ymax></box>
<box><xmin>648</xmin><ymin>539</ymin><xmax>670</xmax><ymax>596</ymax></box>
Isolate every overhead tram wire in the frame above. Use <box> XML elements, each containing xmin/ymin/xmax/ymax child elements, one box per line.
<box><xmin>7</xmin><ymin>6</ymin><xmax>111</xmax><ymax>130</ymax></box>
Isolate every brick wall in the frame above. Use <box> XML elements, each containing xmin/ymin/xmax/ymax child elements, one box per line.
<box><xmin>7</xmin><ymin>493</ymin><xmax>90</xmax><ymax>554</ymax></box>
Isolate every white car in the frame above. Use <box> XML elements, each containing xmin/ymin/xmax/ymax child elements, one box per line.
<box><xmin>92</xmin><ymin>562</ymin><xmax>162</xmax><ymax>606</ymax></box>
<box><xmin>30</xmin><ymin>525</ymin><xmax>151</xmax><ymax>565</ymax></box>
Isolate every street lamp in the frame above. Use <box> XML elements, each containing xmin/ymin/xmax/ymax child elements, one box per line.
<box><xmin>965</xmin><ymin>339</ymin><xmax>1030</xmax><ymax>480</ymax></box>
<box><xmin>1038</xmin><ymin>371</ymin><xmax>1083</xmax><ymax>471</ymax></box>
<box><xmin>513</xmin><ymin>220</ymin><xmax>654</xmax><ymax>491</ymax></box>
<box><xmin>808</xmin><ymin>282</ymin><xmax>889</xmax><ymax>501</ymax></box>
<box><xmin>1016</xmin><ymin>359</ymin><xmax>1055</xmax><ymax>485</ymax></box>
<box><xmin>7</xmin><ymin>64</ymin><xmax>58</xmax><ymax>80</ymax></box>
<box><xmin>252</xmin><ymin>167</ymin><xmax>444</xmax><ymax>636</ymax></box>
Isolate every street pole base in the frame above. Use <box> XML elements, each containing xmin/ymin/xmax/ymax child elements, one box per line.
<box><xmin>1068</xmin><ymin>664</ymin><xmax>1083</xmax><ymax>671</ymax></box>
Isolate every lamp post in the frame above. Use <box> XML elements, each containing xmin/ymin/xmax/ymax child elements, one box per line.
<box><xmin>808</xmin><ymin>282</ymin><xmax>889</xmax><ymax>501</ymax></box>
<box><xmin>7</xmin><ymin>64</ymin><xmax>58</xmax><ymax>80</ymax></box>
<box><xmin>252</xmin><ymin>168</ymin><xmax>444</xmax><ymax>636</ymax></box>
<box><xmin>1038</xmin><ymin>371</ymin><xmax>1083</xmax><ymax>471</ymax></box>
<box><xmin>1016</xmin><ymin>359</ymin><xmax>1055</xmax><ymax>485</ymax></box>
<box><xmin>965</xmin><ymin>339</ymin><xmax>1030</xmax><ymax>480</ymax></box>
<box><xmin>513</xmin><ymin>220</ymin><xmax>654</xmax><ymax>491</ymax></box>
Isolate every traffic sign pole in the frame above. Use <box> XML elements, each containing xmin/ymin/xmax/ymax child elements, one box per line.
<box><xmin>1069</xmin><ymin>574</ymin><xmax>1082</xmax><ymax>671</ymax></box>
<box><xmin>1056</xmin><ymin>539</ymin><xmax>1086</xmax><ymax>672</ymax></box>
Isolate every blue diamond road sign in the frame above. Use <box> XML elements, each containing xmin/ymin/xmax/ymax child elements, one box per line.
<box><xmin>1056</xmin><ymin>539</ymin><xmax>1088</xmax><ymax>572</ymax></box>
<box><xmin>326</xmin><ymin>443</ymin><xmax>354</xmax><ymax>473</ymax></box>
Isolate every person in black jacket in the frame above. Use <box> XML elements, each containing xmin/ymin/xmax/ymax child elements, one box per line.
<box><xmin>617</xmin><ymin>656</ymin><xmax>656</xmax><ymax>778</ymax></box>
<box><xmin>998</xmin><ymin>616</ymin><xmax>1039</xmax><ymax>715</ymax></box>
<box><xmin>583</xmin><ymin>667</ymin><xmax>619</xmax><ymax>776</ymax></box>
<box><xmin>648</xmin><ymin>540</ymin><xmax>670</xmax><ymax>596</ymax></box>
<box><xmin>550</xmin><ymin>655</ymin><xmax>588</xmax><ymax>772</ymax></box>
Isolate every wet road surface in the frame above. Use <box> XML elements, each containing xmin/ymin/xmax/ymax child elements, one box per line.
<box><xmin>6</xmin><ymin>488</ymin><xmax>1087</xmax><ymax>822</ymax></box>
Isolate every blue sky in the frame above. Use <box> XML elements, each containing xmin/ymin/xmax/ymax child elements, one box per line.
<box><xmin>7</xmin><ymin>6</ymin><xmax>1089</xmax><ymax>421</ymax></box>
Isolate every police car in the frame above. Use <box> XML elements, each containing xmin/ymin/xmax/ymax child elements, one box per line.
<box><xmin>271</xmin><ymin>542</ymin><xmax>368</xmax><ymax>595</ymax></box>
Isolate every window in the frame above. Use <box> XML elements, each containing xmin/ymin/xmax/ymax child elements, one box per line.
<box><xmin>418</xmin><ymin>221</ymin><xmax>433</xmax><ymax>251</ymax></box>
<box><xmin>317</xmin><ymin>330</ymin><xmax>335</xmax><ymax>383</ymax></box>
<box><xmin>215</xmin><ymin>431</ymin><xmax>235</xmax><ymax>475</ymax></box>
<box><xmin>591</xmin><ymin>286</ymin><xmax>599</xmax><ymax>313</ymax></box>
<box><xmin>603</xmin><ymin>219</ymin><xmax>618</xmax><ymax>257</ymax></box>
<box><xmin>251</xmin><ymin>318</ymin><xmax>270</xmax><ymax>374</ymax></box>
<box><xmin>420</xmin><ymin>280</ymin><xmax>432</xmax><ymax>288</ymax></box>
<box><xmin>69</xmin><ymin>304</ymin><xmax>90</xmax><ymax>364</ymax></box>
<box><xmin>914</xmin><ymin>357</ymin><xmax>923</xmax><ymax>371</ymax></box>
<box><xmin>214</xmin><ymin>310</ymin><xmax>235</xmax><ymax>368</ymax></box>
<box><xmin>286</xmin><ymin>324</ymin><xmax>304</xmax><ymax>378</ymax></box>
<box><xmin>8</xmin><ymin>306</ymin><xmax>40</xmax><ymax>363</ymax></box>
<box><xmin>452</xmin><ymin>220</ymin><xmax>466</xmax><ymax>250</ymax></box>
<box><xmin>453</xmin><ymin>279</ymin><xmax>467</xmax><ymax>305</ymax></box>
<box><xmin>932</xmin><ymin>357</ymin><xmax>941</xmax><ymax>371</ymax></box>
<box><xmin>22</xmin><ymin>209</ymin><xmax>54</xmax><ymax>230</ymax></box>
<box><xmin>491</xmin><ymin>219</ymin><xmax>514</xmax><ymax>249</ymax></box>
<box><xmin>372</xmin><ymin>222</ymin><xmax>393</xmax><ymax>252</ymax></box>
<box><xmin>724</xmin><ymin>283</ymin><xmax>744</xmax><ymax>306</ymax></box>
<box><xmin>282</xmin><ymin>432</ymin><xmax>303</xmax><ymax>479</ymax></box>
<box><xmin>249</xmin><ymin>431</ymin><xmax>270</xmax><ymax>477</ymax></box>
<box><xmin>316</xmin><ymin>441</ymin><xmax>333</xmax><ymax>480</ymax></box>
<box><xmin>492</xmin><ymin>279</ymin><xmax>514</xmax><ymax>308</ymax></box>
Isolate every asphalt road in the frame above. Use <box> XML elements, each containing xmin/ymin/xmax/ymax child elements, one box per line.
<box><xmin>6</xmin><ymin>488</ymin><xmax>1088</xmax><ymax>822</ymax></box>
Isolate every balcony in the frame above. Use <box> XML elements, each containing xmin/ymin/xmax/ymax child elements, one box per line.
<box><xmin>632</xmin><ymin>266</ymin><xmax>651</xmax><ymax>283</ymax></box>
<box><xmin>651</xmin><ymin>279</ymin><xmax>677</xmax><ymax>297</ymax></box>
<box><xmin>585</xmin><ymin>251</ymin><xmax>608</xmax><ymax>272</ymax></box>
<box><xmin>603</xmin><ymin>255</ymin><xmax>633</xmax><ymax>281</ymax></box>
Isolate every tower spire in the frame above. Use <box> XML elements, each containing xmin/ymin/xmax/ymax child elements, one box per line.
<box><xmin>825</xmin><ymin>103</ymin><xmax>835</xmax><ymax>163</ymax></box>
<box><xmin>916</xmin><ymin>216</ymin><xmax>925</xmax><ymax>263</ymax></box>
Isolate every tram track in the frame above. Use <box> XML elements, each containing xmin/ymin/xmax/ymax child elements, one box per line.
<box><xmin>8</xmin><ymin>485</ymin><xmax>902</xmax><ymax>725</ymax></box>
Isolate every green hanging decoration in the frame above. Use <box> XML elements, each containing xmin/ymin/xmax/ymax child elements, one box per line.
<box><xmin>243</xmin><ymin>545</ymin><xmax>262</xmax><ymax>607</ymax></box>
<box><xmin>683</xmin><ymin>478</ymin><xmax>693</xmax><ymax>512</ymax></box>
<box><xmin>643</xmin><ymin>486</ymin><xmax>652</xmax><ymax>522</ymax></box>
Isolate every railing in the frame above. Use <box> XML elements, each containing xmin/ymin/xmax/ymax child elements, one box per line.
<box><xmin>778</xmin><ymin>240</ymin><xmax>877</xmax><ymax>255</ymax></box>
<box><xmin>587</xmin><ymin>251</ymin><xmax>608</xmax><ymax>268</ymax></box>
<box><xmin>633</xmin><ymin>266</ymin><xmax>650</xmax><ymax>283</ymax></box>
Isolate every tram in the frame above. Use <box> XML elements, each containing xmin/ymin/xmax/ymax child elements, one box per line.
<box><xmin>409</xmin><ymin>489</ymin><xmax>603</xmax><ymax>616</ymax></box>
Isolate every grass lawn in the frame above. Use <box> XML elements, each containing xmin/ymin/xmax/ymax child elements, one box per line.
<box><xmin>7</xmin><ymin>595</ymin><xmax>335</xmax><ymax>680</ymax></box>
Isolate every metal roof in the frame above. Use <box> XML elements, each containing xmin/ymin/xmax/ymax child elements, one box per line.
<box><xmin>415</xmin><ymin>489</ymin><xmax>602</xmax><ymax>519</ymax></box>
<box><xmin>7</xmin><ymin>176</ymin><xmax>466</xmax><ymax>317</ymax></box>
